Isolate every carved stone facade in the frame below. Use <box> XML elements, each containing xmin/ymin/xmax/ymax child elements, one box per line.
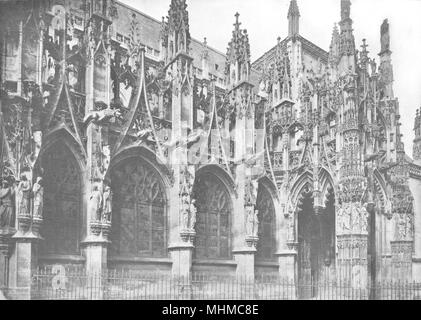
<box><xmin>0</xmin><ymin>0</ymin><xmax>420</xmax><ymax>297</ymax></box>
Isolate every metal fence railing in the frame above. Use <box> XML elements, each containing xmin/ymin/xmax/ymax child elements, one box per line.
<box><xmin>28</xmin><ymin>268</ymin><xmax>421</xmax><ymax>300</ymax></box>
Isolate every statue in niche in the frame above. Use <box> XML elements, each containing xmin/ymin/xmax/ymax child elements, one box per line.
<box><xmin>16</xmin><ymin>173</ymin><xmax>31</xmax><ymax>217</ymax></box>
<box><xmin>32</xmin><ymin>177</ymin><xmax>43</xmax><ymax>218</ymax></box>
<box><xmin>102</xmin><ymin>185</ymin><xmax>112</xmax><ymax>223</ymax></box>
<box><xmin>89</xmin><ymin>183</ymin><xmax>103</xmax><ymax>222</ymax></box>
<box><xmin>0</xmin><ymin>180</ymin><xmax>14</xmax><ymax>229</ymax></box>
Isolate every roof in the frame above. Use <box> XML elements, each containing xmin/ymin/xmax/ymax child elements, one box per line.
<box><xmin>252</xmin><ymin>35</ymin><xmax>329</xmax><ymax>72</ymax></box>
<box><xmin>115</xmin><ymin>1</ymin><xmax>226</xmax><ymax>79</ymax></box>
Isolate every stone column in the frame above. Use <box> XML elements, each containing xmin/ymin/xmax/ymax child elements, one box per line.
<box><xmin>336</xmin><ymin>201</ymin><xmax>369</xmax><ymax>297</ymax></box>
<box><xmin>0</xmin><ymin>234</ymin><xmax>12</xmax><ymax>290</ymax></box>
<box><xmin>8</xmin><ymin>172</ymin><xmax>43</xmax><ymax>300</ymax></box>
<box><xmin>166</xmin><ymin>51</ymin><xmax>195</xmax><ymax>281</ymax></box>
<box><xmin>409</xmin><ymin>177</ymin><xmax>421</xmax><ymax>281</ymax></box>
<box><xmin>8</xmin><ymin>234</ymin><xmax>40</xmax><ymax>300</ymax></box>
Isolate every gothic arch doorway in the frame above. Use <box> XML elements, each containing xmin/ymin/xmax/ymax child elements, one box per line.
<box><xmin>110</xmin><ymin>156</ymin><xmax>167</xmax><ymax>258</ymax></box>
<box><xmin>193</xmin><ymin>171</ymin><xmax>232</xmax><ymax>260</ymax></box>
<box><xmin>256</xmin><ymin>182</ymin><xmax>276</xmax><ymax>261</ymax></box>
<box><xmin>297</xmin><ymin>185</ymin><xmax>336</xmax><ymax>298</ymax></box>
<box><xmin>39</xmin><ymin>141</ymin><xmax>82</xmax><ymax>256</ymax></box>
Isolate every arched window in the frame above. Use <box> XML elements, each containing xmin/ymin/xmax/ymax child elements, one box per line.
<box><xmin>110</xmin><ymin>157</ymin><xmax>167</xmax><ymax>257</ymax></box>
<box><xmin>194</xmin><ymin>172</ymin><xmax>232</xmax><ymax>259</ymax></box>
<box><xmin>40</xmin><ymin>142</ymin><xmax>82</xmax><ymax>255</ymax></box>
<box><xmin>256</xmin><ymin>183</ymin><xmax>276</xmax><ymax>261</ymax></box>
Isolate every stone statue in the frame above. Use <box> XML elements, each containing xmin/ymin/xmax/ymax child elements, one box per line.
<box><xmin>253</xmin><ymin>209</ymin><xmax>259</xmax><ymax>238</ymax></box>
<box><xmin>245</xmin><ymin>206</ymin><xmax>255</xmax><ymax>236</ymax></box>
<box><xmin>0</xmin><ymin>180</ymin><xmax>14</xmax><ymax>229</ymax></box>
<box><xmin>32</xmin><ymin>177</ymin><xmax>44</xmax><ymax>218</ymax></box>
<box><xmin>90</xmin><ymin>184</ymin><xmax>103</xmax><ymax>222</ymax></box>
<box><xmin>102</xmin><ymin>185</ymin><xmax>112</xmax><ymax>223</ymax></box>
<box><xmin>189</xmin><ymin>198</ymin><xmax>197</xmax><ymax>230</ymax></box>
<box><xmin>181</xmin><ymin>192</ymin><xmax>190</xmax><ymax>230</ymax></box>
<box><xmin>16</xmin><ymin>174</ymin><xmax>31</xmax><ymax>217</ymax></box>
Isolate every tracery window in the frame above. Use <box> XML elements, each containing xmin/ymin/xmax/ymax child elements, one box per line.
<box><xmin>40</xmin><ymin>142</ymin><xmax>81</xmax><ymax>255</ymax></box>
<box><xmin>110</xmin><ymin>157</ymin><xmax>167</xmax><ymax>257</ymax></box>
<box><xmin>194</xmin><ymin>172</ymin><xmax>232</xmax><ymax>259</ymax></box>
<box><xmin>256</xmin><ymin>184</ymin><xmax>276</xmax><ymax>261</ymax></box>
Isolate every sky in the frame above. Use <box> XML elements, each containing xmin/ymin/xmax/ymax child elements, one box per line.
<box><xmin>121</xmin><ymin>0</ymin><xmax>421</xmax><ymax>156</ymax></box>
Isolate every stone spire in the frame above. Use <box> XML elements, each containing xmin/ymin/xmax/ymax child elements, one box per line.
<box><xmin>339</xmin><ymin>0</ymin><xmax>355</xmax><ymax>57</ymax></box>
<box><xmin>328</xmin><ymin>23</ymin><xmax>340</xmax><ymax>65</ymax></box>
<box><xmin>414</xmin><ymin>108</ymin><xmax>421</xmax><ymax>162</ymax></box>
<box><xmin>338</xmin><ymin>0</ymin><xmax>356</xmax><ymax>74</ymax></box>
<box><xmin>225</xmin><ymin>12</ymin><xmax>251</xmax><ymax>86</ymax></box>
<box><xmin>378</xmin><ymin>18</ymin><xmax>394</xmax><ymax>99</ymax></box>
<box><xmin>161</xmin><ymin>0</ymin><xmax>191</xmax><ymax>60</ymax></box>
<box><xmin>288</xmin><ymin>0</ymin><xmax>300</xmax><ymax>38</ymax></box>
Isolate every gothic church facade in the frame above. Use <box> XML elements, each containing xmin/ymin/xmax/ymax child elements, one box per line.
<box><xmin>1</xmin><ymin>0</ymin><xmax>421</xmax><ymax>295</ymax></box>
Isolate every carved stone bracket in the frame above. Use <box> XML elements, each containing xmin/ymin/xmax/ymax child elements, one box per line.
<box><xmin>180</xmin><ymin>230</ymin><xmax>196</xmax><ymax>243</ymax></box>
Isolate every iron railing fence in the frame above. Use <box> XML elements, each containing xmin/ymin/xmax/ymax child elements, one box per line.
<box><xmin>28</xmin><ymin>268</ymin><xmax>421</xmax><ymax>300</ymax></box>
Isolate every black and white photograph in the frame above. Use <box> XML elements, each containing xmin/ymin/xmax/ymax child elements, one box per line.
<box><xmin>0</xmin><ymin>0</ymin><xmax>421</xmax><ymax>304</ymax></box>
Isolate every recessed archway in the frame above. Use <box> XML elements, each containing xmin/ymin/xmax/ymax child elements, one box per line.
<box><xmin>255</xmin><ymin>182</ymin><xmax>277</xmax><ymax>262</ymax></box>
<box><xmin>193</xmin><ymin>170</ymin><xmax>233</xmax><ymax>260</ymax></box>
<box><xmin>109</xmin><ymin>156</ymin><xmax>168</xmax><ymax>258</ymax></box>
<box><xmin>39</xmin><ymin>141</ymin><xmax>82</xmax><ymax>256</ymax></box>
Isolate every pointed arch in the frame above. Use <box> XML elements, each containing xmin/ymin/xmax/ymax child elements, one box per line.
<box><xmin>290</xmin><ymin>170</ymin><xmax>313</xmax><ymax>208</ymax></box>
<box><xmin>373</xmin><ymin>168</ymin><xmax>389</xmax><ymax>212</ymax></box>
<box><xmin>193</xmin><ymin>165</ymin><xmax>234</xmax><ymax>259</ymax></box>
<box><xmin>109</xmin><ymin>144</ymin><xmax>172</xmax><ymax>194</ymax></box>
<box><xmin>195</xmin><ymin>164</ymin><xmax>237</xmax><ymax>199</ymax></box>
<box><xmin>38</xmin><ymin>129</ymin><xmax>85</xmax><ymax>257</ymax></box>
<box><xmin>319</xmin><ymin>167</ymin><xmax>336</xmax><ymax>206</ymax></box>
<box><xmin>108</xmin><ymin>146</ymin><xmax>169</xmax><ymax>258</ymax></box>
<box><xmin>256</xmin><ymin>178</ymin><xmax>277</xmax><ymax>261</ymax></box>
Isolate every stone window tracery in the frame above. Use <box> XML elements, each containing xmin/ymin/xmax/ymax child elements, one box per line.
<box><xmin>256</xmin><ymin>184</ymin><xmax>276</xmax><ymax>261</ymax></box>
<box><xmin>193</xmin><ymin>172</ymin><xmax>232</xmax><ymax>260</ymax></box>
<box><xmin>110</xmin><ymin>157</ymin><xmax>167</xmax><ymax>257</ymax></box>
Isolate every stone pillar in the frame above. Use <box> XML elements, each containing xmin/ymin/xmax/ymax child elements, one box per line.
<box><xmin>0</xmin><ymin>235</ymin><xmax>11</xmax><ymax>290</ymax></box>
<box><xmin>169</xmin><ymin>244</ymin><xmax>194</xmax><ymax>279</ymax></box>
<box><xmin>277</xmin><ymin>251</ymin><xmax>297</xmax><ymax>281</ymax></box>
<box><xmin>233</xmin><ymin>249</ymin><xmax>255</xmax><ymax>280</ymax></box>
<box><xmin>390</xmin><ymin>241</ymin><xmax>412</xmax><ymax>281</ymax></box>
<box><xmin>7</xmin><ymin>172</ymin><xmax>43</xmax><ymax>300</ymax></box>
<box><xmin>409</xmin><ymin>177</ymin><xmax>421</xmax><ymax>281</ymax></box>
<box><xmin>8</xmin><ymin>234</ymin><xmax>41</xmax><ymax>300</ymax></box>
<box><xmin>336</xmin><ymin>201</ymin><xmax>370</xmax><ymax>298</ymax></box>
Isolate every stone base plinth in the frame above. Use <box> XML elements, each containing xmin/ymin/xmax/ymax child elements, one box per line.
<box><xmin>233</xmin><ymin>249</ymin><xmax>255</xmax><ymax>280</ymax></box>
<box><xmin>168</xmin><ymin>244</ymin><xmax>194</xmax><ymax>279</ymax></box>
